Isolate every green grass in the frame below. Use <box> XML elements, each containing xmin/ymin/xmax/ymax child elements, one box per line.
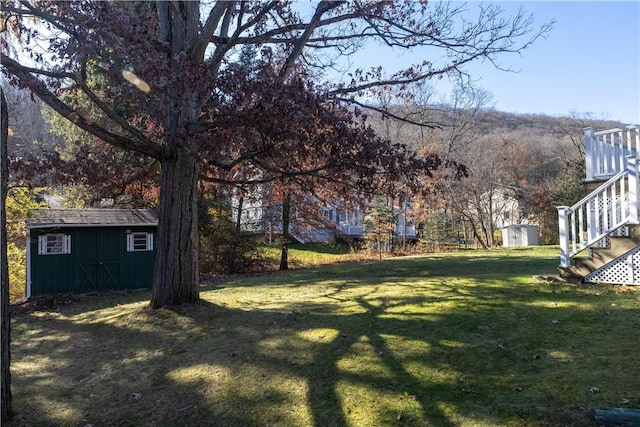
<box><xmin>259</xmin><ymin>242</ymin><xmax>362</xmax><ymax>269</ymax></box>
<box><xmin>8</xmin><ymin>246</ymin><xmax>640</xmax><ymax>426</ymax></box>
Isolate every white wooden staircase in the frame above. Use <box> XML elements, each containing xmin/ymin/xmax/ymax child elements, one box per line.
<box><xmin>558</xmin><ymin>125</ymin><xmax>640</xmax><ymax>284</ymax></box>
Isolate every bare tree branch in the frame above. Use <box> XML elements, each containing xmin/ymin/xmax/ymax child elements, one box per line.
<box><xmin>279</xmin><ymin>1</ymin><xmax>345</xmax><ymax>80</ymax></box>
<box><xmin>192</xmin><ymin>1</ymin><xmax>232</xmax><ymax>62</ymax></box>
<box><xmin>1</xmin><ymin>55</ymin><xmax>166</xmax><ymax>159</ymax></box>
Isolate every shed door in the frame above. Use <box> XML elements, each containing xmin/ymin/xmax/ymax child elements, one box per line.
<box><xmin>77</xmin><ymin>229</ymin><xmax>121</xmax><ymax>291</ymax></box>
<box><xmin>513</xmin><ymin>226</ymin><xmax>524</xmax><ymax>246</ymax></box>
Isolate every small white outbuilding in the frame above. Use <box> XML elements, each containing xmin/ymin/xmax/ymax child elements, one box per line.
<box><xmin>502</xmin><ymin>224</ymin><xmax>538</xmax><ymax>247</ymax></box>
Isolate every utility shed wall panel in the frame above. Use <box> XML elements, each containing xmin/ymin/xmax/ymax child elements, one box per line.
<box><xmin>502</xmin><ymin>224</ymin><xmax>539</xmax><ymax>247</ymax></box>
<box><xmin>28</xmin><ymin>226</ymin><xmax>156</xmax><ymax>296</ymax></box>
<box><xmin>26</xmin><ymin>209</ymin><xmax>158</xmax><ymax>297</ymax></box>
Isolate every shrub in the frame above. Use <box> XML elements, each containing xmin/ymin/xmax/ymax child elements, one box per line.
<box><xmin>198</xmin><ymin>193</ymin><xmax>268</xmax><ymax>275</ymax></box>
<box><xmin>6</xmin><ymin>187</ymin><xmax>47</xmax><ymax>301</ymax></box>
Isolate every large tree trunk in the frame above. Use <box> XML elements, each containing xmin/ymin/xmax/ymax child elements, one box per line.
<box><xmin>150</xmin><ymin>144</ymin><xmax>200</xmax><ymax>308</ymax></box>
<box><xmin>1</xmin><ymin>87</ymin><xmax>13</xmax><ymax>419</ymax></box>
<box><xmin>150</xmin><ymin>1</ymin><xmax>202</xmax><ymax>308</ymax></box>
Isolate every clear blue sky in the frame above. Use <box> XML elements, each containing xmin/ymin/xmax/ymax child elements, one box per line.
<box><xmin>469</xmin><ymin>1</ymin><xmax>640</xmax><ymax>124</ymax></box>
<box><xmin>333</xmin><ymin>1</ymin><xmax>640</xmax><ymax>124</ymax></box>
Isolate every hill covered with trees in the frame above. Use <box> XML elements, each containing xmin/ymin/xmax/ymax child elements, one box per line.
<box><xmin>365</xmin><ymin>94</ymin><xmax>625</xmax><ymax>247</ymax></box>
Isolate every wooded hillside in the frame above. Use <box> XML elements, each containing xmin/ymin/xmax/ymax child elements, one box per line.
<box><xmin>366</xmin><ymin>103</ymin><xmax>625</xmax><ymax>247</ymax></box>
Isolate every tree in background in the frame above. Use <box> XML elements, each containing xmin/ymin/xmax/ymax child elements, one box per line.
<box><xmin>0</xmin><ymin>85</ymin><xmax>48</xmax><ymax>300</ymax></box>
<box><xmin>1</xmin><ymin>1</ymin><xmax>551</xmax><ymax>307</ymax></box>
<box><xmin>366</xmin><ymin>82</ymin><xmax>493</xmax><ymax>248</ymax></box>
<box><xmin>1</xmin><ymin>84</ymin><xmax>58</xmax><ymax>158</ymax></box>
<box><xmin>364</xmin><ymin>195</ymin><xmax>396</xmax><ymax>260</ymax></box>
<box><xmin>400</xmin><ymin>99</ymin><xmax>623</xmax><ymax>247</ymax></box>
<box><xmin>197</xmin><ymin>187</ymin><xmax>267</xmax><ymax>276</ymax></box>
<box><xmin>6</xmin><ymin>81</ymin><xmax>161</xmax><ymax>208</ymax></box>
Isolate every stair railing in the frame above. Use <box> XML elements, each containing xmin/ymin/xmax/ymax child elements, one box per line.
<box><xmin>585</xmin><ymin>125</ymin><xmax>640</xmax><ymax>181</ymax></box>
<box><xmin>558</xmin><ymin>155</ymin><xmax>639</xmax><ymax>268</ymax></box>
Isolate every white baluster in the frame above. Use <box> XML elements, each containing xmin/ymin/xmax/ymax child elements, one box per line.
<box><xmin>558</xmin><ymin>206</ymin><xmax>570</xmax><ymax>267</ymax></box>
<box><xmin>626</xmin><ymin>155</ymin><xmax>638</xmax><ymax>224</ymax></box>
<box><xmin>585</xmin><ymin>127</ymin><xmax>595</xmax><ymax>181</ymax></box>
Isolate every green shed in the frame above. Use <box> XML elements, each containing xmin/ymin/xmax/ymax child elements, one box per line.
<box><xmin>26</xmin><ymin>208</ymin><xmax>158</xmax><ymax>297</ymax></box>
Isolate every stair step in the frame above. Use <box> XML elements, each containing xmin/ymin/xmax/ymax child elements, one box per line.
<box><xmin>560</xmin><ymin>227</ymin><xmax>640</xmax><ymax>279</ymax></box>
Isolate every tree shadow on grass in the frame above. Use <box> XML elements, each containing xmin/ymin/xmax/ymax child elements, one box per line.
<box><xmin>210</xmin><ymin>253</ymin><xmax>560</xmax><ymax>291</ymax></box>
<box><xmin>173</xmin><ymin>285</ymin><xmax>615</xmax><ymax>426</ymax></box>
<box><xmin>8</xmin><ymin>257</ymin><xmax>637</xmax><ymax>426</ymax></box>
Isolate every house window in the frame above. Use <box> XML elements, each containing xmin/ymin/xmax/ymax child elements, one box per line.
<box><xmin>318</xmin><ymin>208</ymin><xmax>331</xmax><ymax>220</ymax></box>
<box><xmin>127</xmin><ymin>232</ymin><xmax>154</xmax><ymax>252</ymax></box>
<box><xmin>339</xmin><ymin>212</ymin><xmax>348</xmax><ymax>224</ymax></box>
<box><xmin>38</xmin><ymin>234</ymin><xmax>71</xmax><ymax>255</ymax></box>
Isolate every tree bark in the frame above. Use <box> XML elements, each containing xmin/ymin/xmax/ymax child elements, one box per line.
<box><xmin>150</xmin><ymin>144</ymin><xmax>200</xmax><ymax>308</ymax></box>
<box><xmin>279</xmin><ymin>193</ymin><xmax>291</xmax><ymax>271</ymax></box>
<box><xmin>1</xmin><ymin>87</ymin><xmax>14</xmax><ymax>419</ymax></box>
<box><xmin>150</xmin><ymin>0</ymin><xmax>202</xmax><ymax>308</ymax></box>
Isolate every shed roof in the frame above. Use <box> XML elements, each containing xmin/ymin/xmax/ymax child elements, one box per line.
<box><xmin>26</xmin><ymin>208</ymin><xmax>158</xmax><ymax>229</ymax></box>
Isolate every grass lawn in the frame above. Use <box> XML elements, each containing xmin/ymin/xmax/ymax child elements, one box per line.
<box><xmin>259</xmin><ymin>242</ymin><xmax>360</xmax><ymax>270</ymax></box>
<box><xmin>7</xmin><ymin>246</ymin><xmax>640</xmax><ymax>426</ymax></box>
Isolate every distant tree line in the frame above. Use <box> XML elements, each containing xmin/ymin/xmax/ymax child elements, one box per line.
<box><xmin>3</xmin><ymin>79</ymin><xmax>625</xmax><ymax>293</ymax></box>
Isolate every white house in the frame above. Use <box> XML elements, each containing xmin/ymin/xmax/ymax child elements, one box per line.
<box><xmin>231</xmin><ymin>189</ymin><xmax>417</xmax><ymax>243</ymax></box>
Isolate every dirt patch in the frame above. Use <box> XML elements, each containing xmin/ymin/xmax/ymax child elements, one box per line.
<box><xmin>10</xmin><ymin>290</ymin><xmax>134</xmax><ymax>316</ymax></box>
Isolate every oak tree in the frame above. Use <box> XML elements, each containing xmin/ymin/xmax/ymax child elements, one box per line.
<box><xmin>1</xmin><ymin>1</ymin><xmax>550</xmax><ymax>307</ymax></box>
